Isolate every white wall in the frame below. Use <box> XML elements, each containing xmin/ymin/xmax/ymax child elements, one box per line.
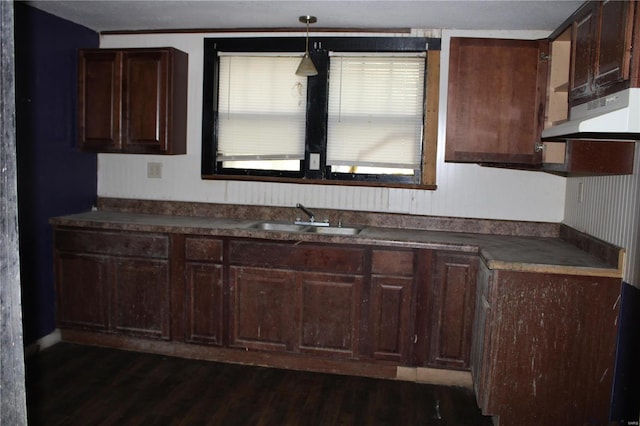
<box><xmin>564</xmin><ymin>142</ymin><xmax>640</xmax><ymax>286</ymax></box>
<box><xmin>98</xmin><ymin>29</ymin><xmax>566</xmax><ymax>222</ymax></box>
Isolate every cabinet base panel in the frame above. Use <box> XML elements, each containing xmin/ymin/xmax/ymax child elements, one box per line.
<box><xmin>60</xmin><ymin>329</ymin><xmax>471</xmax><ymax>386</ymax></box>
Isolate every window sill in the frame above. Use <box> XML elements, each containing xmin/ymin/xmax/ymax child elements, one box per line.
<box><xmin>201</xmin><ymin>174</ymin><xmax>437</xmax><ymax>190</ymax></box>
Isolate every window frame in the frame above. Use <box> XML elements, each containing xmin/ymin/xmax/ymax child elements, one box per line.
<box><xmin>201</xmin><ymin>36</ymin><xmax>441</xmax><ymax>188</ymax></box>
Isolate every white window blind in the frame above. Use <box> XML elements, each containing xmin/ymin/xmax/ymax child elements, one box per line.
<box><xmin>217</xmin><ymin>54</ymin><xmax>307</xmax><ymax>162</ymax></box>
<box><xmin>327</xmin><ymin>53</ymin><xmax>425</xmax><ymax>169</ymax></box>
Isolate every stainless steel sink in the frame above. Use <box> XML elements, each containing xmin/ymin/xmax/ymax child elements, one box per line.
<box><xmin>251</xmin><ymin>222</ymin><xmax>309</xmax><ymax>232</ymax></box>
<box><xmin>250</xmin><ymin>221</ymin><xmax>361</xmax><ymax>235</ymax></box>
<box><xmin>306</xmin><ymin>226</ymin><xmax>361</xmax><ymax>235</ymax></box>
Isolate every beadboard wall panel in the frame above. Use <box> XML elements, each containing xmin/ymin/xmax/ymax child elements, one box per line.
<box><xmin>96</xmin><ymin>30</ymin><xmax>565</xmax><ymax>223</ymax></box>
<box><xmin>564</xmin><ymin>142</ymin><xmax>640</xmax><ymax>286</ymax></box>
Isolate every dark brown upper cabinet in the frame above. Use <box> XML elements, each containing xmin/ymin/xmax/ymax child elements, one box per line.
<box><xmin>570</xmin><ymin>0</ymin><xmax>635</xmax><ymax>104</ymax></box>
<box><xmin>445</xmin><ymin>37</ymin><xmax>549</xmax><ymax>165</ymax></box>
<box><xmin>78</xmin><ymin>47</ymin><xmax>188</xmax><ymax>155</ymax></box>
<box><xmin>445</xmin><ymin>1</ymin><xmax>638</xmax><ymax>174</ymax></box>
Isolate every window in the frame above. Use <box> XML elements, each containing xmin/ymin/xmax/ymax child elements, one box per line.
<box><xmin>202</xmin><ymin>37</ymin><xmax>440</xmax><ymax>187</ymax></box>
<box><xmin>217</xmin><ymin>55</ymin><xmax>307</xmax><ymax>171</ymax></box>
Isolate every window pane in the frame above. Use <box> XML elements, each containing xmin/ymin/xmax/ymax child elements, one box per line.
<box><xmin>221</xmin><ymin>159</ymin><xmax>300</xmax><ymax>171</ymax></box>
<box><xmin>327</xmin><ymin>55</ymin><xmax>425</xmax><ymax>170</ymax></box>
<box><xmin>330</xmin><ymin>165</ymin><xmax>415</xmax><ymax>175</ymax></box>
<box><xmin>217</xmin><ymin>55</ymin><xmax>307</xmax><ymax>168</ymax></box>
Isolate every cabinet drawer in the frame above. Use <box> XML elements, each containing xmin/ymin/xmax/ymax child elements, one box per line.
<box><xmin>54</xmin><ymin>229</ymin><xmax>169</xmax><ymax>259</ymax></box>
<box><xmin>185</xmin><ymin>236</ymin><xmax>223</xmax><ymax>262</ymax></box>
<box><xmin>372</xmin><ymin>249</ymin><xmax>414</xmax><ymax>276</ymax></box>
<box><xmin>229</xmin><ymin>240</ymin><xmax>364</xmax><ymax>274</ymax></box>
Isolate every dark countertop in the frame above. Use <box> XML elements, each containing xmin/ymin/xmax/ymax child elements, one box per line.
<box><xmin>50</xmin><ymin>210</ymin><xmax>623</xmax><ymax>278</ymax></box>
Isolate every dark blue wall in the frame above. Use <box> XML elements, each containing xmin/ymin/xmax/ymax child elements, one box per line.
<box><xmin>612</xmin><ymin>282</ymin><xmax>640</xmax><ymax>424</ymax></box>
<box><xmin>14</xmin><ymin>3</ymin><xmax>98</xmax><ymax>344</ymax></box>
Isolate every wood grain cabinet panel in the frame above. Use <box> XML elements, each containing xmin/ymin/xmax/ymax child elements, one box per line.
<box><xmin>112</xmin><ymin>258</ymin><xmax>170</xmax><ymax>339</ymax></box>
<box><xmin>299</xmin><ymin>272</ymin><xmax>363</xmax><ymax>358</ymax></box>
<box><xmin>56</xmin><ymin>253</ymin><xmax>109</xmax><ymax>331</ymax></box>
<box><xmin>370</xmin><ymin>276</ymin><xmax>413</xmax><ymax>362</ymax></box>
<box><xmin>78</xmin><ymin>47</ymin><xmax>188</xmax><ymax>154</ymax></box>
<box><xmin>427</xmin><ymin>252</ymin><xmax>478</xmax><ymax>370</ymax></box>
<box><xmin>542</xmin><ymin>139</ymin><xmax>636</xmax><ymax>176</ymax></box>
<box><xmin>184</xmin><ymin>263</ymin><xmax>223</xmax><ymax>345</ymax></box>
<box><xmin>472</xmin><ymin>262</ymin><xmax>621</xmax><ymax>425</ymax></box>
<box><xmin>77</xmin><ymin>50</ymin><xmax>121</xmax><ymax>151</ymax></box>
<box><xmin>470</xmin><ymin>262</ymin><xmax>492</xmax><ymax>411</ymax></box>
<box><xmin>229</xmin><ymin>240</ymin><xmax>364</xmax><ymax>274</ymax></box>
<box><xmin>593</xmin><ymin>1</ymin><xmax>633</xmax><ymax>89</ymax></box>
<box><xmin>184</xmin><ymin>236</ymin><xmax>224</xmax><ymax>345</ymax></box>
<box><xmin>229</xmin><ymin>267</ymin><xmax>298</xmax><ymax>352</ymax></box>
<box><xmin>571</xmin><ymin>1</ymin><xmax>598</xmax><ymax>101</ymax></box>
<box><xmin>445</xmin><ymin>37</ymin><xmax>548</xmax><ymax>165</ymax></box>
<box><xmin>570</xmin><ymin>0</ymin><xmax>634</xmax><ymax>104</ymax></box>
<box><xmin>369</xmin><ymin>249</ymin><xmax>415</xmax><ymax>363</ymax></box>
<box><xmin>54</xmin><ymin>229</ymin><xmax>171</xmax><ymax>340</ymax></box>
<box><xmin>122</xmin><ymin>51</ymin><xmax>170</xmax><ymax>152</ymax></box>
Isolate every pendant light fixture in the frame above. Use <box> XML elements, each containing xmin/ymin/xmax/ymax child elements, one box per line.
<box><xmin>296</xmin><ymin>15</ymin><xmax>318</xmax><ymax>77</ymax></box>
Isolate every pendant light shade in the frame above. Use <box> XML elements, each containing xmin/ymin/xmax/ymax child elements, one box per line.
<box><xmin>296</xmin><ymin>53</ymin><xmax>317</xmax><ymax>76</ymax></box>
<box><xmin>296</xmin><ymin>16</ymin><xmax>318</xmax><ymax>77</ymax></box>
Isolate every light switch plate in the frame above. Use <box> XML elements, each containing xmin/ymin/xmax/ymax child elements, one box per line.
<box><xmin>309</xmin><ymin>153</ymin><xmax>320</xmax><ymax>170</ymax></box>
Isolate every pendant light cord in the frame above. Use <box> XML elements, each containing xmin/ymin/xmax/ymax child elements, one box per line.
<box><xmin>305</xmin><ymin>19</ymin><xmax>310</xmax><ymax>54</ymax></box>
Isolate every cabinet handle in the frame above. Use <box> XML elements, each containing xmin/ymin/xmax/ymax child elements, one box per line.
<box><xmin>481</xmin><ymin>295</ymin><xmax>490</xmax><ymax>309</ymax></box>
<box><xmin>534</xmin><ymin>142</ymin><xmax>545</xmax><ymax>153</ymax></box>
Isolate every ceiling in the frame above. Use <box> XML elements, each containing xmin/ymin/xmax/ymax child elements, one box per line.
<box><xmin>23</xmin><ymin>0</ymin><xmax>584</xmax><ymax>34</ymax></box>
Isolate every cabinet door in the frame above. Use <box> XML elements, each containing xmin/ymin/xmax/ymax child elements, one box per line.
<box><xmin>570</xmin><ymin>1</ymin><xmax>634</xmax><ymax>104</ymax></box>
<box><xmin>229</xmin><ymin>267</ymin><xmax>298</xmax><ymax>352</ymax></box>
<box><xmin>55</xmin><ymin>252</ymin><xmax>109</xmax><ymax>331</ymax></box>
<box><xmin>571</xmin><ymin>2</ymin><xmax>598</xmax><ymax>101</ymax></box>
<box><xmin>370</xmin><ymin>276</ymin><xmax>413</xmax><ymax>362</ymax></box>
<box><xmin>471</xmin><ymin>261</ymin><xmax>493</xmax><ymax>413</ymax></box>
<box><xmin>594</xmin><ymin>0</ymin><xmax>634</xmax><ymax>89</ymax></box>
<box><xmin>369</xmin><ymin>249</ymin><xmax>415</xmax><ymax>363</ymax></box>
<box><xmin>77</xmin><ymin>50</ymin><xmax>122</xmax><ymax>152</ymax></box>
<box><xmin>445</xmin><ymin>38</ymin><xmax>548</xmax><ymax>165</ymax></box>
<box><xmin>112</xmin><ymin>257</ymin><xmax>170</xmax><ymax>339</ymax></box>
<box><xmin>427</xmin><ymin>253</ymin><xmax>478</xmax><ymax>370</ymax></box>
<box><xmin>122</xmin><ymin>51</ymin><xmax>169</xmax><ymax>153</ymax></box>
<box><xmin>77</xmin><ymin>48</ymin><xmax>187</xmax><ymax>155</ymax></box>
<box><xmin>299</xmin><ymin>272</ymin><xmax>363</xmax><ymax>358</ymax></box>
<box><xmin>184</xmin><ymin>236</ymin><xmax>224</xmax><ymax>345</ymax></box>
<box><xmin>185</xmin><ymin>263</ymin><xmax>224</xmax><ymax>345</ymax></box>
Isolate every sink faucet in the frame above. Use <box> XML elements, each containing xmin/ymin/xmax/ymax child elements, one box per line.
<box><xmin>296</xmin><ymin>203</ymin><xmax>315</xmax><ymax>221</ymax></box>
<box><xmin>295</xmin><ymin>203</ymin><xmax>330</xmax><ymax>227</ymax></box>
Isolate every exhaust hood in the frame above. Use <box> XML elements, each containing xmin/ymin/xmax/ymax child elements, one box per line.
<box><xmin>541</xmin><ymin>88</ymin><xmax>640</xmax><ymax>139</ymax></box>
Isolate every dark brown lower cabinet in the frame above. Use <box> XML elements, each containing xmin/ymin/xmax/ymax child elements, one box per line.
<box><xmin>184</xmin><ymin>236</ymin><xmax>224</xmax><ymax>345</ymax></box>
<box><xmin>112</xmin><ymin>257</ymin><xmax>170</xmax><ymax>339</ymax></box>
<box><xmin>427</xmin><ymin>252</ymin><xmax>478</xmax><ymax>369</ymax></box>
<box><xmin>472</xmin><ymin>261</ymin><xmax>621</xmax><ymax>425</ymax></box>
<box><xmin>227</xmin><ymin>239</ymin><xmax>366</xmax><ymax>358</ymax></box>
<box><xmin>370</xmin><ymin>249</ymin><xmax>416</xmax><ymax>363</ymax></box>
<box><xmin>184</xmin><ymin>263</ymin><xmax>223</xmax><ymax>345</ymax></box>
<box><xmin>56</xmin><ymin>252</ymin><xmax>109</xmax><ymax>331</ymax></box>
<box><xmin>53</xmin><ymin>225</ymin><xmax>623</xmax><ymax>419</ymax></box>
<box><xmin>53</xmin><ymin>228</ymin><xmax>171</xmax><ymax>340</ymax></box>
<box><xmin>229</xmin><ymin>267</ymin><xmax>298</xmax><ymax>352</ymax></box>
<box><xmin>299</xmin><ymin>272</ymin><xmax>363</xmax><ymax>358</ymax></box>
<box><xmin>54</xmin><ymin>229</ymin><xmax>482</xmax><ymax>371</ymax></box>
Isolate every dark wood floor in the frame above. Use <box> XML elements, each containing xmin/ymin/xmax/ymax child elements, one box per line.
<box><xmin>26</xmin><ymin>342</ymin><xmax>493</xmax><ymax>425</ymax></box>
